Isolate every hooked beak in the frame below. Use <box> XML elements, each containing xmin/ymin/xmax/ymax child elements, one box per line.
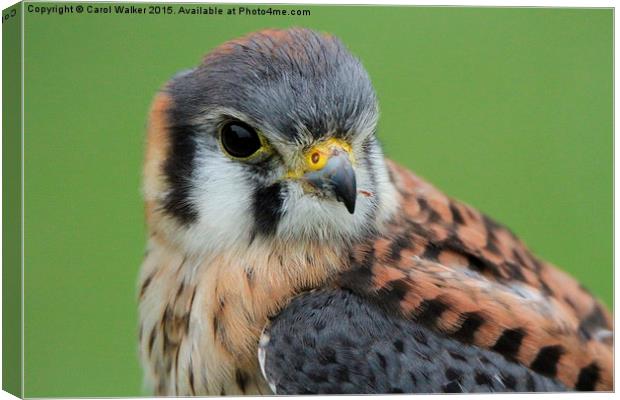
<box><xmin>301</xmin><ymin>141</ymin><xmax>357</xmax><ymax>214</ymax></box>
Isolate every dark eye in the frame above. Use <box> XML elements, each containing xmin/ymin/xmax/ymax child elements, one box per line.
<box><xmin>220</xmin><ymin>121</ymin><xmax>262</xmax><ymax>158</ymax></box>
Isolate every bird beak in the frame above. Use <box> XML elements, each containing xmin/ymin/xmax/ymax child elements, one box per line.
<box><xmin>300</xmin><ymin>140</ymin><xmax>357</xmax><ymax>214</ymax></box>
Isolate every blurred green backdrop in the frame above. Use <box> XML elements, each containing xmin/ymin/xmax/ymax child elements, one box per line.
<box><xmin>22</xmin><ymin>3</ymin><xmax>612</xmax><ymax>397</ymax></box>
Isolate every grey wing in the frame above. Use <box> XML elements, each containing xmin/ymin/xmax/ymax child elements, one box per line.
<box><xmin>258</xmin><ymin>288</ymin><xmax>568</xmax><ymax>394</ymax></box>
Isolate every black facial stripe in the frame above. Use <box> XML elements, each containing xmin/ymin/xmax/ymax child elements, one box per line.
<box><xmin>252</xmin><ymin>182</ymin><xmax>284</xmax><ymax>236</ymax></box>
<box><xmin>163</xmin><ymin>120</ymin><xmax>199</xmax><ymax>224</ymax></box>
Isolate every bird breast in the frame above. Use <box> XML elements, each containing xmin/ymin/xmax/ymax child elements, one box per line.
<box><xmin>138</xmin><ymin>233</ymin><xmax>346</xmax><ymax>395</ymax></box>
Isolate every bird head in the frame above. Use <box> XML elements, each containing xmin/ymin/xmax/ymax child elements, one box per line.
<box><xmin>144</xmin><ymin>28</ymin><xmax>398</xmax><ymax>255</ymax></box>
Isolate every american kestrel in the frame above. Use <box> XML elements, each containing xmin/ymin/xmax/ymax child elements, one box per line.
<box><xmin>138</xmin><ymin>28</ymin><xmax>612</xmax><ymax>395</ymax></box>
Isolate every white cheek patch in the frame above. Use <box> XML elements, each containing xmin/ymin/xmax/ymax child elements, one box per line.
<box><xmin>185</xmin><ymin>149</ymin><xmax>255</xmax><ymax>254</ymax></box>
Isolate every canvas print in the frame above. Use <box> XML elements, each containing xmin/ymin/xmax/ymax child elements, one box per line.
<box><xmin>2</xmin><ymin>2</ymin><xmax>613</xmax><ymax>397</ymax></box>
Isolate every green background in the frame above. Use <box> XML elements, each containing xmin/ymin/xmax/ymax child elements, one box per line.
<box><xmin>20</xmin><ymin>3</ymin><xmax>612</xmax><ymax>397</ymax></box>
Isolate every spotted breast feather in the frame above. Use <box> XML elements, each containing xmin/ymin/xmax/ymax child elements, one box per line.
<box><xmin>260</xmin><ymin>160</ymin><xmax>613</xmax><ymax>393</ymax></box>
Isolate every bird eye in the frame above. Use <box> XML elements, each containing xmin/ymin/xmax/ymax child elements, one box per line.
<box><xmin>220</xmin><ymin>121</ymin><xmax>263</xmax><ymax>159</ymax></box>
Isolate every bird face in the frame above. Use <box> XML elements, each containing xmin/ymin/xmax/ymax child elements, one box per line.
<box><xmin>144</xmin><ymin>28</ymin><xmax>398</xmax><ymax>255</ymax></box>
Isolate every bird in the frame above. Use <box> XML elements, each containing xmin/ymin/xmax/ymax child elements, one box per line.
<box><xmin>138</xmin><ymin>28</ymin><xmax>613</xmax><ymax>395</ymax></box>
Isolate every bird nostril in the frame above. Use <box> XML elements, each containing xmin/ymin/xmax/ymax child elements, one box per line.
<box><xmin>311</xmin><ymin>152</ymin><xmax>320</xmax><ymax>164</ymax></box>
